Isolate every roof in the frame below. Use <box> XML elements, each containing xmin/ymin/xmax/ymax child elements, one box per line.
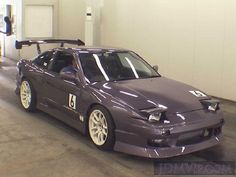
<box><xmin>71</xmin><ymin>46</ymin><xmax>130</xmax><ymax>53</ymax></box>
<box><xmin>54</xmin><ymin>46</ymin><xmax>130</xmax><ymax>54</ymax></box>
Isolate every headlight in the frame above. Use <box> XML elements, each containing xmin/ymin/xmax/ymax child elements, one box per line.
<box><xmin>148</xmin><ymin>112</ymin><xmax>162</xmax><ymax>122</ymax></box>
<box><xmin>140</xmin><ymin>106</ymin><xmax>168</xmax><ymax>123</ymax></box>
<box><xmin>201</xmin><ymin>99</ymin><xmax>220</xmax><ymax>112</ymax></box>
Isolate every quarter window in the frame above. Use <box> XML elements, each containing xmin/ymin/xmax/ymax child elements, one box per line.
<box><xmin>33</xmin><ymin>51</ymin><xmax>54</xmax><ymax>69</ymax></box>
<box><xmin>48</xmin><ymin>51</ymin><xmax>75</xmax><ymax>73</ymax></box>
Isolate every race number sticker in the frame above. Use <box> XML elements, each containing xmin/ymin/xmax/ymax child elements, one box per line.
<box><xmin>69</xmin><ymin>94</ymin><xmax>76</xmax><ymax>109</ymax></box>
<box><xmin>189</xmin><ymin>91</ymin><xmax>207</xmax><ymax>97</ymax></box>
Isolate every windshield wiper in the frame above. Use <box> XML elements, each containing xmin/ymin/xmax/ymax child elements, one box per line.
<box><xmin>112</xmin><ymin>77</ymin><xmax>136</xmax><ymax>81</ymax></box>
<box><xmin>110</xmin><ymin>75</ymin><xmax>160</xmax><ymax>82</ymax></box>
<box><xmin>145</xmin><ymin>75</ymin><xmax>160</xmax><ymax>78</ymax></box>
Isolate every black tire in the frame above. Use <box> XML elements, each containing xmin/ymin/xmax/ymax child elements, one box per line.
<box><xmin>88</xmin><ymin>105</ymin><xmax>115</xmax><ymax>151</ymax></box>
<box><xmin>19</xmin><ymin>79</ymin><xmax>36</xmax><ymax>112</ymax></box>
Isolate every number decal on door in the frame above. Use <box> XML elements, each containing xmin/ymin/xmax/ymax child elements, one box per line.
<box><xmin>69</xmin><ymin>94</ymin><xmax>76</xmax><ymax>109</ymax></box>
<box><xmin>189</xmin><ymin>91</ymin><xmax>207</xmax><ymax>97</ymax></box>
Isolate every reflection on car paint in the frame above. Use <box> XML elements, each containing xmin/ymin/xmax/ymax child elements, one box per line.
<box><xmin>120</xmin><ymin>91</ymin><xmax>138</xmax><ymax>98</ymax></box>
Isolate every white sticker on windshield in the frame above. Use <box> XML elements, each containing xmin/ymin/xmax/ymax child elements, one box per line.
<box><xmin>69</xmin><ymin>94</ymin><xmax>76</xmax><ymax>109</ymax></box>
<box><xmin>189</xmin><ymin>91</ymin><xmax>207</xmax><ymax>97</ymax></box>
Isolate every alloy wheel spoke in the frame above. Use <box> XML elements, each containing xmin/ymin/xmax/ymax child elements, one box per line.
<box><xmin>91</xmin><ymin>126</ymin><xmax>97</xmax><ymax>131</ymax></box>
<box><xmin>92</xmin><ymin>117</ymin><xmax>99</xmax><ymax>125</ymax></box>
<box><xmin>102</xmin><ymin>128</ymin><xmax>107</xmax><ymax>136</ymax></box>
<box><xmin>102</xmin><ymin>118</ymin><xmax>107</xmax><ymax>128</ymax></box>
<box><xmin>103</xmin><ymin>124</ymin><xmax>107</xmax><ymax>129</ymax></box>
<box><xmin>92</xmin><ymin>128</ymin><xmax>99</xmax><ymax>135</ymax></box>
<box><xmin>98</xmin><ymin>132</ymin><xmax>103</xmax><ymax>142</ymax></box>
<box><xmin>93</xmin><ymin>113</ymin><xmax>98</xmax><ymax>121</ymax></box>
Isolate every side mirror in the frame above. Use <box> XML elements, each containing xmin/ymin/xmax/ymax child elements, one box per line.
<box><xmin>60</xmin><ymin>70</ymin><xmax>77</xmax><ymax>82</ymax></box>
<box><xmin>153</xmin><ymin>65</ymin><xmax>159</xmax><ymax>72</ymax></box>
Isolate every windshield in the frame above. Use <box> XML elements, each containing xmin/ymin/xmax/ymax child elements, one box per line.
<box><xmin>79</xmin><ymin>51</ymin><xmax>160</xmax><ymax>83</ymax></box>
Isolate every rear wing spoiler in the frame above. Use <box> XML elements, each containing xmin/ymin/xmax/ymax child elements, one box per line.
<box><xmin>15</xmin><ymin>39</ymin><xmax>85</xmax><ymax>54</ymax></box>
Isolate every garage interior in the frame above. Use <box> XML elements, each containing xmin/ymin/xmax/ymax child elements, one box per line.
<box><xmin>0</xmin><ymin>0</ymin><xmax>236</xmax><ymax>177</ymax></box>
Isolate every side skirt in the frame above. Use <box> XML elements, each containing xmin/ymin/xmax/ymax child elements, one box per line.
<box><xmin>37</xmin><ymin>102</ymin><xmax>87</xmax><ymax>135</ymax></box>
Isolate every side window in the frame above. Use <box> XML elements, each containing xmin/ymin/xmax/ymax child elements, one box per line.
<box><xmin>49</xmin><ymin>51</ymin><xmax>75</xmax><ymax>73</ymax></box>
<box><xmin>33</xmin><ymin>51</ymin><xmax>54</xmax><ymax>69</ymax></box>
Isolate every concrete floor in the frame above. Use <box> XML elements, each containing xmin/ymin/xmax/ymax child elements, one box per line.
<box><xmin>0</xmin><ymin>57</ymin><xmax>235</xmax><ymax>177</ymax></box>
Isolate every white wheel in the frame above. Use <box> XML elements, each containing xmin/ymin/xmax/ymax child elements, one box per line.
<box><xmin>19</xmin><ymin>79</ymin><xmax>36</xmax><ymax>111</ymax></box>
<box><xmin>20</xmin><ymin>80</ymin><xmax>32</xmax><ymax>109</ymax></box>
<box><xmin>89</xmin><ymin>109</ymin><xmax>108</xmax><ymax>146</ymax></box>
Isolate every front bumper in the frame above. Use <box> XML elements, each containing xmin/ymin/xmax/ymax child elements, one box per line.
<box><xmin>113</xmin><ymin>111</ymin><xmax>224</xmax><ymax>158</ymax></box>
<box><xmin>114</xmin><ymin>134</ymin><xmax>222</xmax><ymax>158</ymax></box>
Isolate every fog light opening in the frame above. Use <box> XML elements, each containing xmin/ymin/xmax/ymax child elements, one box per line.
<box><xmin>154</xmin><ymin>139</ymin><xmax>164</xmax><ymax>144</ymax></box>
<box><xmin>148</xmin><ymin>138</ymin><xmax>169</xmax><ymax>147</ymax></box>
<box><xmin>214</xmin><ymin>127</ymin><xmax>221</xmax><ymax>136</ymax></box>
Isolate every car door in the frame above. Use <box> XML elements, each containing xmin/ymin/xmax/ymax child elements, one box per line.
<box><xmin>30</xmin><ymin>50</ymin><xmax>55</xmax><ymax>101</ymax></box>
<box><xmin>42</xmin><ymin>50</ymin><xmax>81</xmax><ymax>122</ymax></box>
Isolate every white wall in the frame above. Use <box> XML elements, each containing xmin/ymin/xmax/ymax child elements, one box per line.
<box><xmin>58</xmin><ymin>0</ymin><xmax>100</xmax><ymax>46</ymax></box>
<box><xmin>2</xmin><ymin>0</ymin><xmax>59</xmax><ymax>59</ymax></box>
<box><xmin>20</xmin><ymin>0</ymin><xmax>86</xmax><ymax>59</ymax></box>
<box><xmin>2</xmin><ymin>0</ymin><xmax>86</xmax><ymax>59</ymax></box>
<box><xmin>85</xmin><ymin>0</ymin><xmax>103</xmax><ymax>46</ymax></box>
<box><xmin>58</xmin><ymin>0</ymin><xmax>86</xmax><ymax>41</ymax></box>
<box><xmin>19</xmin><ymin>0</ymin><xmax>59</xmax><ymax>59</ymax></box>
<box><xmin>2</xmin><ymin>0</ymin><xmax>22</xmax><ymax>59</ymax></box>
<box><xmin>101</xmin><ymin>0</ymin><xmax>236</xmax><ymax>101</ymax></box>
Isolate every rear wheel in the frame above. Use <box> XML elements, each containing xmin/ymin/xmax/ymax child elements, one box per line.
<box><xmin>88</xmin><ymin>106</ymin><xmax>115</xmax><ymax>150</ymax></box>
<box><xmin>20</xmin><ymin>79</ymin><xmax>36</xmax><ymax>111</ymax></box>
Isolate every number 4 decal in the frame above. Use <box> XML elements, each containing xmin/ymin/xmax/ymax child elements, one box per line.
<box><xmin>189</xmin><ymin>90</ymin><xmax>207</xmax><ymax>97</ymax></box>
<box><xmin>69</xmin><ymin>94</ymin><xmax>76</xmax><ymax>109</ymax></box>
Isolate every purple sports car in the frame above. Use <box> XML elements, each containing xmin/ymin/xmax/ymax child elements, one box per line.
<box><xmin>15</xmin><ymin>39</ymin><xmax>224</xmax><ymax>158</ymax></box>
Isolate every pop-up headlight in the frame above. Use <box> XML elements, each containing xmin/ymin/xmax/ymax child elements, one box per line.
<box><xmin>140</xmin><ymin>107</ymin><xmax>168</xmax><ymax>123</ymax></box>
<box><xmin>201</xmin><ymin>99</ymin><xmax>220</xmax><ymax>112</ymax></box>
<box><xmin>148</xmin><ymin>112</ymin><xmax>162</xmax><ymax>122</ymax></box>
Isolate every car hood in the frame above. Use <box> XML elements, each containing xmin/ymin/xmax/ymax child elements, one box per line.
<box><xmin>91</xmin><ymin>77</ymin><xmax>210</xmax><ymax>114</ymax></box>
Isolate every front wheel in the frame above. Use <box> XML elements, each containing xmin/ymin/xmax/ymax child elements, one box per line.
<box><xmin>88</xmin><ymin>106</ymin><xmax>115</xmax><ymax>150</ymax></box>
<box><xmin>20</xmin><ymin>79</ymin><xmax>36</xmax><ymax>111</ymax></box>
